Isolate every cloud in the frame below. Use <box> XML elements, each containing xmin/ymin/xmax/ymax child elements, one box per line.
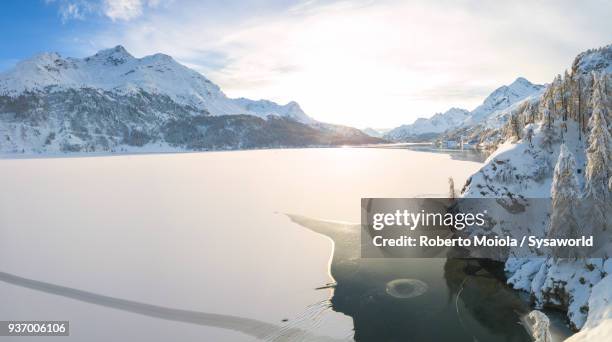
<box><xmin>45</xmin><ymin>0</ymin><xmax>96</xmax><ymax>22</ymax></box>
<box><xmin>56</xmin><ymin>0</ymin><xmax>612</xmax><ymax>127</ymax></box>
<box><xmin>103</xmin><ymin>0</ymin><xmax>167</xmax><ymax>21</ymax></box>
<box><xmin>47</xmin><ymin>0</ymin><xmax>167</xmax><ymax>22</ymax></box>
<box><xmin>103</xmin><ymin>0</ymin><xmax>143</xmax><ymax>20</ymax></box>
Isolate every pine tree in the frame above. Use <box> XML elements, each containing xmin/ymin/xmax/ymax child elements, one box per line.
<box><xmin>584</xmin><ymin>75</ymin><xmax>611</xmax><ymax>202</ymax></box>
<box><xmin>578</xmin><ymin>80</ymin><xmax>582</xmax><ymax>135</ymax></box>
<box><xmin>552</xmin><ymin>75</ymin><xmax>565</xmax><ymax>121</ymax></box>
<box><xmin>540</xmin><ymin>106</ymin><xmax>556</xmax><ymax>153</ymax></box>
<box><xmin>547</xmin><ymin>144</ymin><xmax>581</xmax><ymax>257</ymax></box>
<box><xmin>582</xmin><ymin>74</ymin><xmax>611</xmax><ymax>249</ymax></box>
<box><xmin>448</xmin><ymin>177</ymin><xmax>456</xmax><ymax>199</ymax></box>
<box><xmin>508</xmin><ymin>114</ymin><xmax>521</xmax><ymax>141</ymax></box>
<box><xmin>563</xmin><ymin>70</ymin><xmax>571</xmax><ymax>121</ymax></box>
<box><xmin>526</xmin><ymin>126</ymin><xmax>534</xmax><ymax>147</ymax></box>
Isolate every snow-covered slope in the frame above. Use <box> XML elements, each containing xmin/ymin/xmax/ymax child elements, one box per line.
<box><xmin>384</xmin><ymin>107</ymin><xmax>469</xmax><ymax>141</ymax></box>
<box><xmin>443</xmin><ymin>92</ymin><xmax>544</xmax><ymax>149</ymax></box>
<box><xmin>571</xmin><ymin>47</ymin><xmax>612</xmax><ymax>75</ymax></box>
<box><xmin>0</xmin><ymin>46</ymin><xmax>382</xmax><ymax>154</ymax></box>
<box><xmin>566</xmin><ymin>263</ymin><xmax>612</xmax><ymax>342</ymax></box>
<box><xmin>460</xmin><ymin>44</ymin><xmax>612</xmax><ymax>337</ymax></box>
<box><xmin>385</xmin><ymin>78</ymin><xmax>544</xmax><ymax>142</ymax></box>
<box><xmin>232</xmin><ymin>98</ymin><xmax>314</xmax><ymax>124</ymax></box>
<box><xmin>461</xmin><ymin>77</ymin><xmax>545</xmax><ymax>127</ymax></box>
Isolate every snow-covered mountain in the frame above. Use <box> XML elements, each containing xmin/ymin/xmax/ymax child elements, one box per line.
<box><xmin>461</xmin><ymin>77</ymin><xmax>545</xmax><ymax>127</ymax></box>
<box><xmin>361</xmin><ymin>127</ymin><xmax>390</xmax><ymax>138</ymax></box>
<box><xmin>0</xmin><ymin>45</ymin><xmax>314</xmax><ymax>123</ymax></box>
<box><xmin>385</xmin><ymin>78</ymin><xmax>545</xmax><ymax>142</ymax></box>
<box><xmin>232</xmin><ymin>98</ymin><xmax>315</xmax><ymax>124</ymax></box>
<box><xmin>384</xmin><ymin>107</ymin><xmax>469</xmax><ymax>141</ymax></box>
<box><xmin>460</xmin><ymin>44</ymin><xmax>612</xmax><ymax>340</ymax></box>
<box><xmin>0</xmin><ymin>46</ymin><xmax>381</xmax><ymax>154</ymax></box>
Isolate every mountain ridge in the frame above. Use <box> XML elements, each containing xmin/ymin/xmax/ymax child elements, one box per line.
<box><xmin>384</xmin><ymin>77</ymin><xmax>545</xmax><ymax>142</ymax></box>
<box><xmin>384</xmin><ymin>107</ymin><xmax>470</xmax><ymax>141</ymax></box>
<box><xmin>0</xmin><ymin>45</ymin><xmax>382</xmax><ymax>154</ymax></box>
<box><xmin>0</xmin><ymin>45</ymin><xmax>319</xmax><ymax>124</ymax></box>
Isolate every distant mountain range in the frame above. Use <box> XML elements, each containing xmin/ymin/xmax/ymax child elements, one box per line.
<box><xmin>361</xmin><ymin>127</ymin><xmax>391</xmax><ymax>138</ymax></box>
<box><xmin>384</xmin><ymin>107</ymin><xmax>470</xmax><ymax>142</ymax></box>
<box><xmin>0</xmin><ymin>46</ymin><xmax>382</xmax><ymax>154</ymax></box>
<box><xmin>384</xmin><ymin>77</ymin><xmax>545</xmax><ymax>142</ymax></box>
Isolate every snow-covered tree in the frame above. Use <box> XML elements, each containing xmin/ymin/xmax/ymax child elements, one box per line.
<box><xmin>562</xmin><ymin>70</ymin><xmax>571</xmax><ymax>121</ymax></box>
<box><xmin>582</xmin><ymin>74</ymin><xmax>611</xmax><ymax>251</ymax></box>
<box><xmin>552</xmin><ymin>74</ymin><xmax>566</xmax><ymax>121</ymax></box>
<box><xmin>547</xmin><ymin>144</ymin><xmax>581</xmax><ymax>257</ymax></box>
<box><xmin>448</xmin><ymin>177</ymin><xmax>456</xmax><ymax>199</ymax></box>
<box><xmin>540</xmin><ymin>115</ymin><xmax>556</xmax><ymax>153</ymax></box>
<box><xmin>507</xmin><ymin>114</ymin><xmax>521</xmax><ymax>141</ymax></box>
<box><xmin>583</xmin><ymin>75</ymin><xmax>611</xmax><ymax>202</ymax></box>
<box><xmin>525</xmin><ymin>126</ymin><xmax>534</xmax><ymax>147</ymax></box>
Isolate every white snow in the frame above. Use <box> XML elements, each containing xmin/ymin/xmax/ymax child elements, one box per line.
<box><xmin>479</xmin><ymin>92</ymin><xmax>544</xmax><ymax>130</ymax></box>
<box><xmin>565</xmin><ymin>260</ymin><xmax>612</xmax><ymax>342</ymax></box>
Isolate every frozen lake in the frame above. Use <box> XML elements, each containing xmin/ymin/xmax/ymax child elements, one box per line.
<box><xmin>0</xmin><ymin>147</ymin><xmax>485</xmax><ymax>341</ymax></box>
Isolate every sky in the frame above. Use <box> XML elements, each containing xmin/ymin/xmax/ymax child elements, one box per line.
<box><xmin>1</xmin><ymin>0</ymin><xmax>611</xmax><ymax>128</ymax></box>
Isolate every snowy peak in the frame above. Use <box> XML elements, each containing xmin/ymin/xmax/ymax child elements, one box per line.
<box><xmin>23</xmin><ymin>52</ymin><xmax>65</xmax><ymax>67</ymax></box>
<box><xmin>0</xmin><ymin>46</ymin><xmax>315</xmax><ymax>124</ymax></box>
<box><xmin>478</xmin><ymin>77</ymin><xmax>543</xmax><ymax>114</ymax></box>
<box><xmin>461</xmin><ymin>77</ymin><xmax>545</xmax><ymax>126</ymax></box>
<box><xmin>232</xmin><ymin>98</ymin><xmax>314</xmax><ymax>123</ymax></box>
<box><xmin>508</xmin><ymin>76</ymin><xmax>534</xmax><ymax>88</ymax></box>
<box><xmin>497</xmin><ymin>77</ymin><xmax>540</xmax><ymax>98</ymax></box>
<box><xmin>84</xmin><ymin>45</ymin><xmax>135</xmax><ymax>65</ymax></box>
<box><xmin>420</xmin><ymin>107</ymin><xmax>471</xmax><ymax>130</ymax></box>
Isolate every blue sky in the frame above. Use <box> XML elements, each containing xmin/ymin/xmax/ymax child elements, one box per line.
<box><xmin>0</xmin><ymin>1</ymin><xmax>97</xmax><ymax>68</ymax></box>
<box><xmin>1</xmin><ymin>0</ymin><xmax>611</xmax><ymax>128</ymax></box>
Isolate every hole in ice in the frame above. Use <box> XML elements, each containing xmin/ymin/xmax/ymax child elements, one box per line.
<box><xmin>385</xmin><ymin>279</ymin><xmax>428</xmax><ymax>299</ymax></box>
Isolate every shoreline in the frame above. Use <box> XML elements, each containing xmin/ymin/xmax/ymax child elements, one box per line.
<box><xmin>0</xmin><ymin>142</ymin><xmax>489</xmax><ymax>161</ymax></box>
